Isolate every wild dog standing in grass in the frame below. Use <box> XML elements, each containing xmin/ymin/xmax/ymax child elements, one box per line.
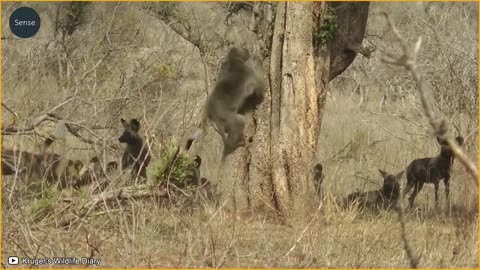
<box><xmin>118</xmin><ymin>118</ymin><xmax>151</xmax><ymax>180</ymax></box>
<box><xmin>403</xmin><ymin>136</ymin><xmax>464</xmax><ymax>209</ymax></box>
<box><xmin>343</xmin><ymin>169</ymin><xmax>403</xmax><ymax>210</ymax></box>
<box><xmin>78</xmin><ymin>157</ymin><xmax>119</xmax><ymax>192</ymax></box>
<box><xmin>183</xmin><ymin>155</ymin><xmax>217</xmax><ymax>203</ymax></box>
<box><xmin>185</xmin><ymin>155</ymin><xmax>202</xmax><ymax>187</ymax></box>
<box><xmin>313</xmin><ymin>163</ymin><xmax>325</xmax><ymax>199</ymax></box>
<box><xmin>2</xmin><ymin>148</ymin><xmax>85</xmax><ymax>189</ymax></box>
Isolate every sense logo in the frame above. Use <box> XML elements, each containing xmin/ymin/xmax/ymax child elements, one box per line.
<box><xmin>9</xmin><ymin>7</ymin><xmax>41</xmax><ymax>38</ymax></box>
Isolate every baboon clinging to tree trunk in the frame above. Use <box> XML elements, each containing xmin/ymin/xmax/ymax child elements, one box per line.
<box><xmin>187</xmin><ymin>47</ymin><xmax>265</xmax><ymax>158</ymax></box>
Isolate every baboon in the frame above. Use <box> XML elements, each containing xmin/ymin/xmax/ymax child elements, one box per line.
<box><xmin>403</xmin><ymin>136</ymin><xmax>464</xmax><ymax>209</ymax></box>
<box><xmin>343</xmin><ymin>169</ymin><xmax>403</xmax><ymax>210</ymax></box>
<box><xmin>187</xmin><ymin>47</ymin><xmax>265</xmax><ymax>157</ymax></box>
<box><xmin>118</xmin><ymin>118</ymin><xmax>151</xmax><ymax>179</ymax></box>
<box><xmin>313</xmin><ymin>163</ymin><xmax>325</xmax><ymax>198</ymax></box>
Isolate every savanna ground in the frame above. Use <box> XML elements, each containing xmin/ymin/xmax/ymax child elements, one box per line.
<box><xmin>1</xmin><ymin>2</ymin><xmax>479</xmax><ymax>268</ymax></box>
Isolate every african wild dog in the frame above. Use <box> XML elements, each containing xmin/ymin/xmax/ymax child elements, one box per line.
<box><xmin>403</xmin><ymin>136</ymin><xmax>464</xmax><ymax>209</ymax></box>
<box><xmin>313</xmin><ymin>163</ymin><xmax>325</xmax><ymax>199</ymax></box>
<box><xmin>2</xmin><ymin>148</ymin><xmax>85</xmax><ymax>189</ymax></box>
<box><xmin>118</xmin><ymin>118</ymin><xmax>151</xmax><ymax>179</ymax></box>
<box><xmin>343</xmin><ymin>169</ymin><xmax>403</xmax><ymax>210</ymax></box>
<box><xmin>78</xmin><ymin>157</ymin><xmax>119</xmax><ymax>192</ymax></box>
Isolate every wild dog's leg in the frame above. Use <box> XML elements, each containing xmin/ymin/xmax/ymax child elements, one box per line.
<box><xmin>434</xmin><ymin>181</ymin><xmax>440</xmax><ymax>209</ymax></box>
<box><xmin>408</xmin><ymin>181</ymin><xmax>424</xmax><ymax>209</ymax></box>
<box><xmin>403</xmin><ymin>179</ymin><xmax>413</xmax><ymax>198</ymax></box>
<box><xmin>444</xmin><ymin>173</ymin><xmax>451</xmax><ymax>207</ymax></box>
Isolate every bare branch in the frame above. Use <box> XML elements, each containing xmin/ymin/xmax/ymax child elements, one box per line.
<box><xmin>381</xmin><ymin>12</ymin><xmax>478</xmax><ymax>183</ymax></box>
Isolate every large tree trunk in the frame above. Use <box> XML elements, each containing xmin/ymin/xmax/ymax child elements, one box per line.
<box><xmin>268</xmin><ymin>2</ymin><xmax>322</xmax><ymax>220</ymax></box>
<box><xmin>221</xmin><ymin>2</ymin><xmax>370</xmax><ymax>221</ymax></box>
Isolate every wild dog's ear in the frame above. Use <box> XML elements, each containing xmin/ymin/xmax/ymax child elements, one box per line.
<box><xmin>314</xmin><ymin>163</ymin><xmax>323</xmax><ymax>173</ymax></box>
<box><xmin>121</xmin><ymin>118</ymin><xmax>129</xmax><ymax>129</ymax></box>
<box><xmin>193</xmin><ymin>155</ymin><xmax>202</xmax><ymax>167</ymax></box>
<box><xmin>396</xmin><ymin>171</ymin><xmax>404</xmax><ymax>180</ymax></box>
<box><xmin>436</xmin><ymin>136</ymin><xmax>448</xmax><ymax>146</ymax></box>
<box><xmin>378</xmin><ymin>169</ymin><xmax>388</xmax><ymax>178</ymax></box>
<box><xmin>73</xmin><ymin>160</ymin><xmax>84</xmax><ymax>171</ymax></box>
<box><xmin>130</xmin><ymin>119</ymin><xmax>140</xmax><ymax>132</ymax></box>
<box><xmin>455</xmin><ymin>136</ymin><xmax>464</xmax><ymax>146</ymax></box>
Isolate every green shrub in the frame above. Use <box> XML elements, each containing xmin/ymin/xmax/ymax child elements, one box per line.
<box><xmin>30</xmin><ymin>186</ymin><xmax>60</xmax><ymax>223</ymax></box>
<box><xmin>313</xmin><ymin>7</ymin><xmax>338</xmax><ymax>45</ymax></box>
<box><xmin>148</xmin><ymin>139</ymin><xmax>195</xmax><ymax>188</ymax></box>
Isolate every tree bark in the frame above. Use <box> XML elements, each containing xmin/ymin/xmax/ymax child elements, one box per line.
<box><xmin>221</xmin><ymin>2</ymin><xmax>370</xmax><ymax>221</ymax></box>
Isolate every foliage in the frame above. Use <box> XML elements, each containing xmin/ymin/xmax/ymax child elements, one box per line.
<box><xmin>29</xmin><ymin>186</ymin><xmax>60</xmax><ymax>223</ymax></box>
<box><xmin>155</xmin><ymin>64</ymin><xmax>178</xmax><ymax>78</ymax></box>
<box><xmin>313</xmin><ymin>7</ymin><xmax>337</xmax><ymax>45</ymax></box>
<box><xmin>148</xmin><ymin>139</ymin><xmax>195</xmax><ymax>187</ymax></box>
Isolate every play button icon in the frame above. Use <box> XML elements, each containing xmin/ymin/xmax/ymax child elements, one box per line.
<box><xmin>8</xmin><ymin>256</ymin><xmax>19</xmax><ymax>265</ymax></box>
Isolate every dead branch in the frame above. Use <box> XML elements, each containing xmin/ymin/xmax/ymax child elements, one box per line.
<box><xmin>2</xmin><ymin>112</ymin><xmax>120</xmax><ymax>151</ymax></box>
<box><xmin>396</xmin><ymin>202</ymin><xmax>420</xmax><ymax>268</ymax></box>
<box><xmin>2</xmin><ymin>113</ymin><xmax>58</xmax><ymax>134</ymax></box>
<box><xmin>59</xmin><ymin>184</ymin><xmax>167</xmax><ymax>229</ymax></box>
<box><xmin>380</xmin><ymin>12</ymin><xmax>478</xmax><ymax>183</ymax></box>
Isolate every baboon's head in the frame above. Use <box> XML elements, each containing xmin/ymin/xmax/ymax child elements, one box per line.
<box><xmin>378</xmin><ymin>169</ymin><xmax>403</xmax><ymax>195</ymax></box>
<box><xmin>228</xmin><ymin>47</ymin><xmax>250</xmax><ymax>62</ymax></box>
<box><xmin>313</xmin><ymin>163</ymin><xmax>324</xmax><ymax>184</ymax></box>
<box><xmin>118</xmin><ymin>118</ymin><xmax>141</xmax><ymax>144</ymax></box>
<box><xmin>106</xmin><ymin>161</ymin><xmax>118</xmax><ymax>173</ymax></box>
<box><xmin>193</xmin><ymin>155</ymin><xmax>202</xmax><ymax>168</ymax></box>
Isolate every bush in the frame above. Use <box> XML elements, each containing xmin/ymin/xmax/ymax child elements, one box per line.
<box><xmin>148</xmin><ymin>139</ymin><xmax>195</xmax><ymax>188</ymax></box>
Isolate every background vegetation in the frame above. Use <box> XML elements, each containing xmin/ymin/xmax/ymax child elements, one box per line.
<box><xmin>1</xmin><ymin>2</ymin><xmax>478</xmax><ymax>267</ymax></box>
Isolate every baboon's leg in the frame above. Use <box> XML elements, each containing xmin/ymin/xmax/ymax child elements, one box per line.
<box><xmin>223</xmin><ymin>114</ymin><xmax>246</xmax><ymax>156</ymax></box>
<box><xmin>434</xmin><ymin>181</ymin><xmax>440</xmax><ymax>208</ymax></box>
<box><xmin>408</xmin><ymin>181</ymin><xmax>424</xmax><ymax>209</ymax></box>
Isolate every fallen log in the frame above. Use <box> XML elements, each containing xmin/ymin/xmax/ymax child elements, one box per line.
<box><xmin>59</xmin><ymin>184</ymin><xmax>167</xmax><ymax>229</ymax></box>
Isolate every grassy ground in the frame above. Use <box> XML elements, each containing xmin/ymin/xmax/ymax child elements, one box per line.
<box><xmin>1</xmin><ymin>2</ymin><xmax>478</xmax><ymax>268</ymax></box>
<box><xmin>2</xmin><ymin>92</ymin><xmax>477</xmax><ymax>268</ymax></box>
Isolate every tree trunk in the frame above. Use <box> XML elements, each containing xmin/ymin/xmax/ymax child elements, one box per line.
<box><xmin>268</xmin><ymin>2</ymin><xmax>322</xmax><ymax>220</ymax></box>
<box><xmin>221</xmin><ymin>2</ymin><xmax>369</xmax><ymax>221</ymax></box>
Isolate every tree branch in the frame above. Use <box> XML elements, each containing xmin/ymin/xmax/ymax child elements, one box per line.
<box><xmin>381</xmin><ymin>12</ymin><xmax>478</xmax><ymax>183</ymax></box>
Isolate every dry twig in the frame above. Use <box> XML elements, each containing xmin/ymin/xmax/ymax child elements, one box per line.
<box><xmin>380</xmin><ymin>12</ymin><xmax>478</xmax><ymax>183</ymax></box>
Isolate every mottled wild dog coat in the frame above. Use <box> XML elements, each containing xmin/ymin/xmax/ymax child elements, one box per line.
<box><xmin>118</xmin><ymin>118</ymin><xmax>151</xmax><ymax>178</ymax></box>
<box><xmin>2</xmin><ymin>148</ymin><xmax>85</xmax><ymax>189</ymax></box>
<box><xmin>404</xmin><ymin>136</ymin><xmax>464</xmax><ymax>208</ymax></box>
<box><xmin>343</xmin><ymin>169</ymin><xmax>403</xmax><ymax>210</ymax></box>
<box><xmin>78</xmin><ymin>157</ymin><xmax>119</xmax><ymax>192</ymax></box>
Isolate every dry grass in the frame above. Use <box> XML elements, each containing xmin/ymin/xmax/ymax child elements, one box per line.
<box><xmin>2</xmin><ymin>92</ymin><xmax>478</xmax><ymax>268</ymax></box>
